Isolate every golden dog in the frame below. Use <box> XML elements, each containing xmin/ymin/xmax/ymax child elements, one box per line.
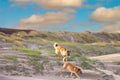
<box><xmin>62</xmin><ymin>61</ymin><xmax>82</xmax><ymax>78</ymax></box>
<box><xmin>54</xmin><ymin>43</ymin><xmax>71</xmax><ymax>62</ymax></box>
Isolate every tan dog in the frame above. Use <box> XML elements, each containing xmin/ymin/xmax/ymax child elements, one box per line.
<box><xmin>54</xmin><ymin>43</ymin><xmax>71</xmax><ymax>61</ymax></box>
<box><xmin>62</xmin><ymin>61</ymin><xmax>82</xmax><ymax>78</ymax></box>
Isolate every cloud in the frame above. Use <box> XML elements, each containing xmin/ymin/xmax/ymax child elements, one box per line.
<box><xmin>10</xmin><ymin>0</ymin><xmax>83</xmax><ymax>9</ymax></box>
<box><xmin>90</xmin><ymin>6</ymin><xmax>120</xmax><ymax>22</ymax></box>
<box><xmin>100</xmin><ymin>22</ymin><xmax>120</xmax><ymax>32</ymax></box>
<box><xmin>60</xmin><ymin>8</ymin><xmax>76</xmax><ymax>13</ymax></box>
<box><xmin>16</xmin><ymin>12</ymin><xmax>73</xmax><ymax>29</ymax></box>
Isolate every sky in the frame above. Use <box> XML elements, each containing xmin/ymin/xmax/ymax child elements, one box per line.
<box><xmin>0</xmin><ymin>0</ymin><xmax>120</xmax><ymax>32</ymax></box>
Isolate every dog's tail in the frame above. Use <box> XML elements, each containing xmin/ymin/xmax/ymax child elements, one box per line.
<box><xmin>54</xmin><ymin>42</ymin><xmax>58</xmax><ymax>48</ymax></box>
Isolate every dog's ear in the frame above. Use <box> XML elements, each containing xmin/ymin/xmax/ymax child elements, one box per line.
<box><xmin>68</xmin><ymin>51</ymin><xmax>71</xmax><ymax>53</ymax></box>
<box><xmin>67</xmin><ymin>50</ymin><xmax>71</xmax><ymax>56</ymax></box>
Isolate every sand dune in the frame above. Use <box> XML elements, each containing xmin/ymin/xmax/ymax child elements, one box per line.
<box><xmin>90</xmin><ymin>53</ymin><xmax>120</xmax><ymax>62</ymax></box>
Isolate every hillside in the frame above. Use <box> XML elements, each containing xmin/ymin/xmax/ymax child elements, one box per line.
<box><xmin>0</xmin><ymin>28</ymin><xmax>120</xmax><ymax>80</ymax></box>
<box><xmin>0</xmin><ymin>28</ymin><xmax>120</xmax><ymax>43</ymax></box>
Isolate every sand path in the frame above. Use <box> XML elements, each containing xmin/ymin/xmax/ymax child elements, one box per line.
<box><xmin>90</xmin><ymin>53</ymin><xmax>120</xmax><ymax>62</ymax></box>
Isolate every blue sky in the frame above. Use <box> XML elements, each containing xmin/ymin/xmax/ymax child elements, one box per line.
<box><xmin>0</xmin><ymin>0</ymin><xmax>120</xmax><ymax>32</ymax></box>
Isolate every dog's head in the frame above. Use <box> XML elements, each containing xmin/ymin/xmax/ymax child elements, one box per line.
<box><xmin>77</xmin><ymin>68</ymin><xmax>82</xmax><ymax>75</ymax></box>
<box><xmin>66</xmin><ymin>50</ymin><xmax>71</xmax><ymax>56</ymax></box>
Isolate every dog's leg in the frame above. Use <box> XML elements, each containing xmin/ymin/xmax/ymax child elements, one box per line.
<box><xmin>70</xmin><ymin>72</ymin><xmax>73</xmax><ymax>78</ymax></box>
<box><xmin>74</xmin><ymin>73</ymin><xmax>80</xmax><ymax>79</ymax></box>
<box><xmin>55</xmin><ymin>50</ymin><xmax>60</xmax><ymax>57</ymax></box>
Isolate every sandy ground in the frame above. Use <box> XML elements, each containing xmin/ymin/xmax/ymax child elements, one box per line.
<box><xmin>0</xmin><ymin>42</ymin><xmax>120</xmax><ymax>80</ymax></box>
<box><xmin>90</xmin><ymin>53</ymin><xmax>120</xmax><ymax>62</ymax></box>
<box><xmin>0</xmin><ymin>70</ymin><xmax>101</xmax><ymax>80</ymax></box>
<box><xmin>90</xmin><ymin>53</ymin><xmax>120</xmax><ymax>80</ymax></box>
<box><xmin>0</xmin><ymin>76</ymin><xmax>14</xmax><ymax>80</ymax></box>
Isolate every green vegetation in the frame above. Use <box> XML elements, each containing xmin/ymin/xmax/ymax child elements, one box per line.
<box><xmin>43</xmin><ymin>48</ymin><xmax>54</xmax><ymax>54</ymax></box>
<box><xmin>80</xmin><ymin>56</ymin><xmax>89</xmax><ymax>68</ymax></box>
<box><xmin>11</xmin><ymin>47</ymin><xmax>41</xmax><ymax>58</ymax></box>
<box><xmin>62</xmin><ymin>42</ymin><xmax>96</xmax><ymax>52</ymax></box>
<box><xmin>28</xmin><ymin>57</ymin><xmax>44</xmax><ymax>74</ymax></box>
<box><xmin>11</xmin><ymin>47</ymin><xmax>47</xmax><ymax>74</ymax></box>
<box><xmin>1</xmin><ymin>29</ymin><xmax>120</xmax><ymax>47</ymax></box>
<box><xmin>77</xmin><ymin>56</ymin><xmax>92</xmax><ymax>69</ymax></box>
<box><xmin>0</xmin><ymin>29</ymin><xmax>120</xmax><ymax>76</ymax></box>
<box><xmin>3</xmin><ymin>55</ymin><xmax>18</xmax><ymax>71</ymax></box>
<box><xmin>69</xmin><ymin>52</ymin><xmax>81</xmax><ymax>61</ymax></box>
<box><xmin>3</xmin><ymin>55</ymin><xmax>18</xmax><ymax>64</ymax></box>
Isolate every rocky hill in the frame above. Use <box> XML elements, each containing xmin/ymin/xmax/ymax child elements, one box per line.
<box><xmin>0</xmin><ymin>28</ymin><xmax>120</xmax><ymax>43</ymax></box>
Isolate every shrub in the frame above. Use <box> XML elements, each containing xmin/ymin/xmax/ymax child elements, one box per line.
<box><xmin>0</xmin><ymin>35</ymin><xmax>13</xmax><ymax>42</ymax></box>
<box><xmin>3</xmin><ymin>55</ymin><xmax>18</xmax><ymax>64</ymax></box>
<box><xmin>13</xmin><ymin>41</ymin><xmax>23</xmax><ymax>47</ymax></box>
<box><xmin>3</xmin><ymin>55</ymin><xmax>18</xmax><ymax>71</ymax></box>
<box><xmin>10</xmin><ymin>35</ymin><xmax>23</xmax><ymax>41</ymax></box>
<box><xmin>11</xmin><ymin>47</ymin><xmax>44</xmax><ymax>74</ymax></box>
<box><xmin>11</xmin><ymin>31</ymin><xmax>28</xmax><ymax>37</ymax></box>
<box><xmin>11</xmin><ymin>47</ymin><xmax>41</xmax><ymax>58</ymax></box>
<box><xmin>79</xmin><ymin>56</ymin><xmax>91</xmax><ymax>69</ymax></box>
<box><xmin>95</xmin><ymin>42</ymin><xmax>107</xmax><ymax>47</ymax></box>
<box><xmin>28</xmin><ymin>31</ymin><xmax>40</xmax><ymax>37</ymax></box>
<box><xmin>111</xmin><ymin>41</ymin><xmax>120</xmax><ymax>46</ymax></box>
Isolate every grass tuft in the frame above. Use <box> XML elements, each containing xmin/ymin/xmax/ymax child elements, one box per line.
<box><xmin>11</xmin><ymin>47</ymin><xmax>41</xmax><ymax>58</ymax></box>
<box><xmin>3</xmin><ymin>55</ymin><xmax>18</xmax><ymax>64</ymax></box>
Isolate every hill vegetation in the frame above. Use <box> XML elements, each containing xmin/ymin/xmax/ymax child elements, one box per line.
<box><xmin>0</xmin><ymin>28</ymin><xmax>120</xmax><ymax>45</ymax></box>
<box><xmin>0</xmin><ymin>28</ymin><xmax>120</xmax><ymax>80</ymax></box>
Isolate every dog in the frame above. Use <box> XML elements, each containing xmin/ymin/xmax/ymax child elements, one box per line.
<box><xmin>54</xmin><ymin>43</ymin><xmax>71</xmax><ymax>62</ymax></box>
<box><xmin>62</xmin><ymin>61</ymin><xmax>82</xmax><ymax>79</ymax></box>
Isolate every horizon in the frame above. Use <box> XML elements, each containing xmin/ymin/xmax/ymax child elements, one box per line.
<box><xmin>0</xmin><ymin>0</ymin><xmax>120</xmax><ymax>32</ymax></box>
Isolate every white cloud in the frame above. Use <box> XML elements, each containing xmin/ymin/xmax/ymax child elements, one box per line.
<box><xmin>101</xmin><ymin>22</ymin><xmax>120</xmax><ymax>32</ymax></box>
<box><xmin>10</xmin><ymin>0</ymin><xmax>83</xmax><ymax>9</ymax></box>
<box><xmin>16</xmin><ymin>12</ymin><xmax>73</xmax><ymax>29</ymax></box>
<box><xmin>91</xmin><ymin>6</ymin><xmax>120</xmax><ymax>22</ymax></box>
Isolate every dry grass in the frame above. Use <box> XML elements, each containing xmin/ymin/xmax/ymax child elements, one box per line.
<box><xmin>0</xmin><ymin>32</ymin><xmax>6</xmax><ymax>36</ymax></box>
<box><xmin>28</xmin><ymin>31</ymin><xmax>40</xmax><ymax>37</ymax></box>
<box><xmin>90</xmin><ymin>42</ymin><xmax>108</xmax><ymax>47</ymax></box>
<box><xmin>0</xmin><ymin>35</ymin><xmax>13</xmax><ymax>42</ymax></box>
<box><xmin>87</xmin><ymin>41</ymin><xmax>120</xmax><ymax>47</ymax></box>
<box><xmin>110</xmin><ymin>41</ymin><xmax>120</xmax><ymax>46</ymax></box>
<box><xmin>0</xmin><ymin>34</ymin><xmax>23</xmax><ymax>46</ymax></box>
<box><xmin>11</xmin><ymin>31</ymin><xmax>28</xmax><ymax>37</ymax></box>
